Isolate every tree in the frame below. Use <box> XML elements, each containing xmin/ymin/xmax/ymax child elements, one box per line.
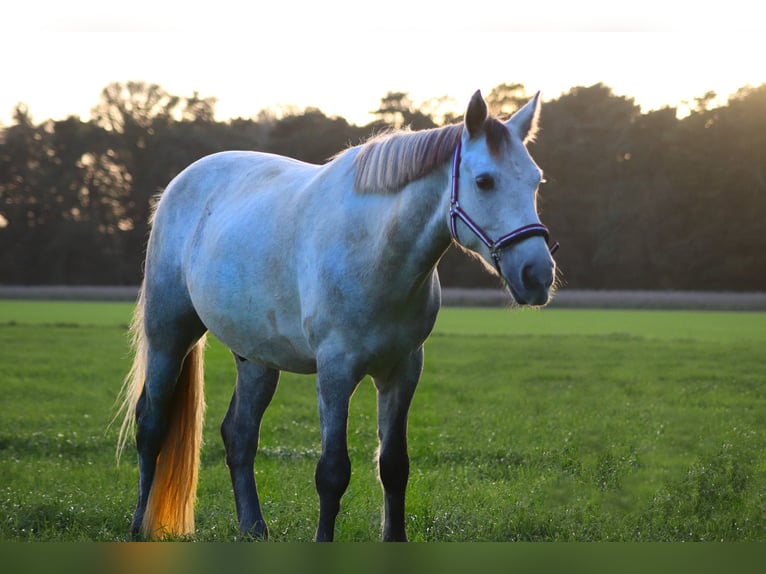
<box><xmin>2</xmin><ymin>79</ymin><xmax>766</xmax><ymax>289</ymax></box>
<box><xmin>264</xmin><ymin>107</ymin><xmax>367</xmax><ymax>164</ymax></box>
<box><xmin>0</xmin><ymin>106</ymin><xmax>124</xmax><ymax>283</ymax></box>
<box><xmin>371</xmin><ymin>92</ymin><xmax>436</xmax><ymax>130</ymax></box>
<box><xmin>0</xmin><ymin>105</ymin><xmax>42</xmax><ymax>281</ymax></box>
<box><xmin>663</xmin><ymin>85</ymin><xmax>766</xmax><ymax>290</ymax></box>
<box><xmin>90</xmin><ymin>82</ymin><xmax>181</xmax><ymax>243</ymax></box>
<box><xmin>486</xmin><ymin>82</ymin><xmax>529</xmax><ymax>118</ymax></box>
<box><xmin>533</xmin><ymin>83</ymin><xmax>641</xmax><ymax>288</ymax></box>
<box><xmin>88</xmin><ymin>81</ymin><xmax>223</xmax><ymax>280</ymax></box>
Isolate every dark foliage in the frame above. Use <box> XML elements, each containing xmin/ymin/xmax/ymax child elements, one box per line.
<box><xmin>1</xmin><ymin>81</ymin><xmax>764</xmax><ymax>290</ymax></box>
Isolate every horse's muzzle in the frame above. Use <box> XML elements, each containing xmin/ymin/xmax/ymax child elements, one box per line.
<box><xmin>500</xmin><ymin>247</ymin><xmax>555</xmax><ymax>307</ymax></box>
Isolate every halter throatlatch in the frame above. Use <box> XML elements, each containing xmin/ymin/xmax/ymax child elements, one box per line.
<box><xmin>449</xmin><ymin>139</ymin><xmax>559</xmax><ymax>273</ymax></box>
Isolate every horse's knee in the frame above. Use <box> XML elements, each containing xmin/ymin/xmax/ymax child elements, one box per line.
<box><xmin>379</xmin><ymin>447</ymin><xmax>409</xmax><ymax>494</ymax></box>
<box><xmin>315</xmin><ymin>450</ymin><xmax>351</xmax><ymax>500</ymax></box>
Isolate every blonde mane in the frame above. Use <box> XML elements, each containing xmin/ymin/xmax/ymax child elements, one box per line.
<box><xmin>352</xmin><ymin>124</ymin><xmax>463</xmax><ymax>194</ymax></box>
<box><xmin>352</xmin><ymin>117</ymin><xmax>511</xmax><ymax>195</ymax></box>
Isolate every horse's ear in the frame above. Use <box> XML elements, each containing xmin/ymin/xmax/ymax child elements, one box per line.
<box><xmin>507</xmin><ymin>91</ymin><xmax>541</xmax><ymax>144</ymax></box>
<box><xmin>464</xmin><ymin>90</ymin><xmax>488</xmax><ymax>138</ymax></box>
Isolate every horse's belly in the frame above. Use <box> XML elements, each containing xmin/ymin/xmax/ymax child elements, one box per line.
<box><xmin>188</xmin><ymin>274</ymin><xmax>317</xmax><ymax>373</ymax></box>
<box><xmin>237</xmin><ymin>333</ymin><xmax>317</xmax><ymax>373</ymax></box>
<box><xmin>205</xmin><ymin>311</ymin><xmax>317</xmax><ymax>374</ymax></box>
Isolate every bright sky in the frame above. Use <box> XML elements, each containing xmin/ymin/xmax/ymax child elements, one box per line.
<box><xmin>2</xmin><ymin>1</ymin><xmax>765</xmax><ymax>127</ymax></box>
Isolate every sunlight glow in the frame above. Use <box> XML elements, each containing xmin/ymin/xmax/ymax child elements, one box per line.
<box><xmin>2</xmin><ymin>2</ymin><xmax>765</xmax><ymax>126</ymax></box>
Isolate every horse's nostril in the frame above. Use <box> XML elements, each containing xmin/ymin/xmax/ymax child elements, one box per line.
<box><xmin>522</xmin><ymin>264</ymin><xmax>536</xmax><ymax>288</ymax></box>
<box><xmin>522</xmin><ymin>263</ymin><xmax>552</xmax><ymax>292</ymax></box>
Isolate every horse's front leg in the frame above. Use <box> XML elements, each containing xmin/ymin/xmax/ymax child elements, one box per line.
<box><xmin>373</xmin><ymin>346</ymin><xmax>423</xmax><ymax>542</ymax></box>
<box><xmin>314</xmin><ymin>356</ymin><xmax>361</xmax><ymax>542</ymax></box>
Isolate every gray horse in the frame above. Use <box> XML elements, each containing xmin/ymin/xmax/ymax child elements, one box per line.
<box><xmin>117</xmin><ymin>90</ymin><xmax>556</xmax><ymax>541</ymax></box>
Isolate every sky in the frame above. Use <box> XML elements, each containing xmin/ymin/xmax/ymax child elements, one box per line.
<box><xmin>2</xmin><ymin>1</ymin><xmax>766</xmax><ymax>127</ymax></box>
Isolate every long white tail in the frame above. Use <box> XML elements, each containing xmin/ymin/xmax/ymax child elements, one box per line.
<box><xmin>116</xmin><ymin>287</ymin><xmax>207</xmax><ymax>539</ymax></box>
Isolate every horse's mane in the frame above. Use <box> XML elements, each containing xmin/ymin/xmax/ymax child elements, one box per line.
<box><xmin>352</xmin><ymin>124</ymin><xmax>461</xmax><ymax>195</ymax></box>
<box><xmin>352</xmin><ymin>118</ymin><xmax>510</xmax><ymax>195</ymax></box>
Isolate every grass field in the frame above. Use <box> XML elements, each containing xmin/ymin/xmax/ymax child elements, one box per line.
<box><xmin>1</xmin><ymin>300</ymin><xmax>765</xmax><ymax>541</ymax></box>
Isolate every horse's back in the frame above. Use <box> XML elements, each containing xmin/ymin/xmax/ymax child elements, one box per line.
<box><xmin>158</xmin><ymin>150</ymin><xmax>318</xmax><ymax>216</ymax></box>
<box><xmin>149</xmin><ymin>150</ymin><xmax>319</xmax><ymax>265</ymax></box>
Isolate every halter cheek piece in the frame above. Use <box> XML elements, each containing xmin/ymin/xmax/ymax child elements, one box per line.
<box><xmin>449</xmin><ymin>139</ymin><xmax>559</xmax><ymax>273</ymax></box>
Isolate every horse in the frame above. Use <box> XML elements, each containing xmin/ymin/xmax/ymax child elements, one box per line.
<box><xmin>116</xmin><ymin>89</ymin><xmax>557</xmax><ymax>542</ymax></box>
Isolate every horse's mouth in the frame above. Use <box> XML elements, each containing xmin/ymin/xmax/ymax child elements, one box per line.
<box><xmin>503</xmin><ymin>274</ymin><xmax>552</xmax><ymax>307</ymax></box>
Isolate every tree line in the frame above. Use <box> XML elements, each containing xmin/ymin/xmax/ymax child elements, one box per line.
<box><xmin>1</xmin><ymin>80</ymin><xmax>764</xmax><ymax>290</ymax></box>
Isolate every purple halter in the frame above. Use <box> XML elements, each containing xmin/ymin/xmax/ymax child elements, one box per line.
<box><xmin>449</xmin><ymin>139</ymin><xmax>559</xmax><ymax>273</ymax></box>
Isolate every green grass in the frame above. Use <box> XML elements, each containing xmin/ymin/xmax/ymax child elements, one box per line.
<box><xmin>2</xmin><ymin>298</ymin><xmax>763</xmax><ymax>341</ymax></box>
<box><xmin>434</xmin><ymin>306</ymin><xmax>765</xmax><ymax>342</ymax></box>
<box><xmin>1</xmin><ymin>301</ymin><xmax>765</xmax><ymax>541</ymax></box>
<box><xmin>0</xmin><ymin>300</ymin><xmax>133</xmax><ymax>328</ymax></box>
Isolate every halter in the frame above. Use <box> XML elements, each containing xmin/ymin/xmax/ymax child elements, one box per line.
<box><xmin>449</xmin><ymin>139</ymin><xmax>559</xmax><ymax>273</ymax></box>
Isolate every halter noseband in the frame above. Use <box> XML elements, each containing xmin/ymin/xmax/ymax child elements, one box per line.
<box><xmin>449</xmin><ymin>139</ymin><xmax>559</xmax><ymax>272</ymax></box>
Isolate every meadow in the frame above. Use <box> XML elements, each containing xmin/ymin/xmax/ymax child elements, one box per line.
<box><xmin>1</xmin><ymin>300</ymin><xmax>765</xmax><ymax>541</ymax></box>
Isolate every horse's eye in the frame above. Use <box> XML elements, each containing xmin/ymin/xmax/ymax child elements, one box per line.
<box><xmin>475</xmin><ymin>174</ymin><xmax>495</xmax><ymax>191</ymax></box>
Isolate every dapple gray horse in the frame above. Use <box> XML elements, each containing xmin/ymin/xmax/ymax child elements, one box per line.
<box><xmin>117</xmin><ymin>90</ymin><xmax>557</xmax><ymax>541</ymax></box>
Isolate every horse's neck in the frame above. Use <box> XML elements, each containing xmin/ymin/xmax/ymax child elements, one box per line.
<box><xmin>372</xmin><ymin>167</ymin><xmax>453</xmax><ymax>290</ymax></box>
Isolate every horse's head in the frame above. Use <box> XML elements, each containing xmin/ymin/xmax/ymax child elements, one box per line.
<box><xmin>450</xmin><ymin>90</ymin><xmax>556</xmax><ymax>306</ymax></box>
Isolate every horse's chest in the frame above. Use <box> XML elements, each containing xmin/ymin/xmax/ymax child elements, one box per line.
<box><xmin>305</xmin><ymin>289</ymin><xmax>440</xmax><ymax>377</ymax></box>
<box><xmin>362</xmin><ymin>324</ymin><xmax>427</xmax><ymax>375</ymax></box>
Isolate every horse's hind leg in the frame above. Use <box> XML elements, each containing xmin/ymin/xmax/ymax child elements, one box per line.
<box><xmin>132</xmin><ymin>320</ymin><xmax>206</xmax><ymax>538</ymax></box>
<box><xmin>221</xmin><ymin>355</ymin><xmax>279</xmax><ymax>540</ymax></box>
<box><xmin>373</xmin><ymin>347</ymin><xmax>423</xmax><ymax>542</ymax></box>
<box><xmin>132</xmin><ymin>350</ymin><xmax>185</xmax><ymax>537</ymax></box>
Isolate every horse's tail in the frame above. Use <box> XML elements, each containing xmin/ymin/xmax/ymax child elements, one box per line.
<box><xmin>116</xmin><ymin>285</ymin><xmax>207</xmax><ymax>539</ymax></box>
